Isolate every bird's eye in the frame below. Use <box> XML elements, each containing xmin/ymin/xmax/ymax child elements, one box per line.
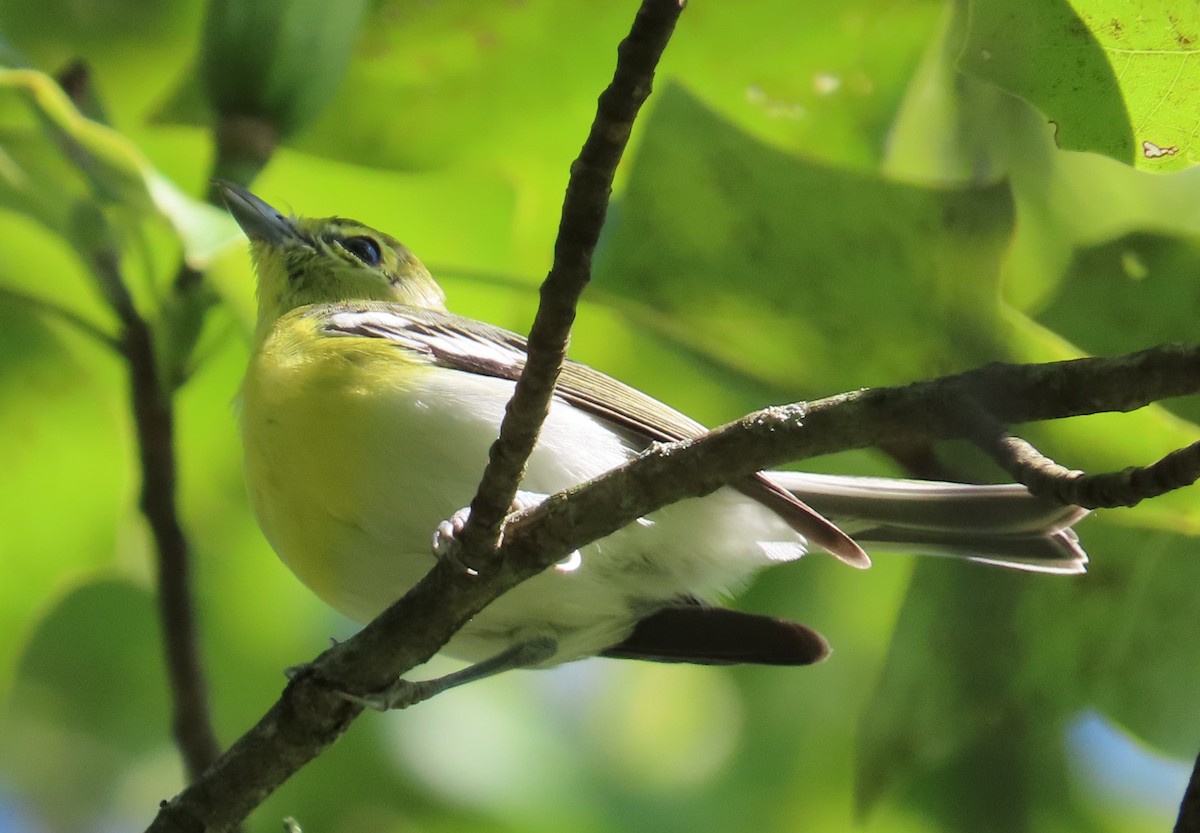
<box><xmin>342</xmin><ymin>236</ymin><xmax>382</xmax><ymax>267</ymax></box>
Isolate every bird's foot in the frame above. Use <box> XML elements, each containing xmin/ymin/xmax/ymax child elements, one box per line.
<box><xmin>432</xmin><ymin>492</ymin><xmax>581</xmax><ymax>573</ymax></box>
<box><xmin>339</xmin><ymin>678</ymin><xmax>439</xmax><ymax>712</ymax></box>
<box><xmin>431</xmin><ymin>505</ymin><xmax>482</xmax><ymax>575</ymax></box>
<box><xmin>337</xmin><ymin>637</ymin><xmax>559</xmax><ymax>711</ymax></box>
<box><xmin>432</xmin><ymin>507</ymin><xmax>472</xmax><ymax>564</ymax></box>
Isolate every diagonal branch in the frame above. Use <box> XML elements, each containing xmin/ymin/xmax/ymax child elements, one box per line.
<box><xmin>147</xmin><ymin>340</ymin><xmax>1200</xmax><ymax>833</ymax></box>
<box><xmin>492</xmin><ymin>344</ymin><xmax>1200</xmax><ymax>570</ymax></box>
<box><xmin>455</xmin><ymin>0</ymin><xmax>684</xmax><ymax>567</ymax></box>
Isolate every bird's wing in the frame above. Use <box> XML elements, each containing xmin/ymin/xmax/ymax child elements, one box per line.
<box><xmin>317</xmin><ymin>302</ymin><xmax>868</xmax><ymax>566</ymax></box>
<box><xmin>320</xmin><ymin>302</ymin><xmax>709</xmax><ymax>440</ymax></box>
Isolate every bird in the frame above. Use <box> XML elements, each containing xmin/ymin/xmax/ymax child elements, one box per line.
<box><xmin>220</xmin><ymin>181</ymin><xmax>1087</xmax><ymax>707</ymax></box>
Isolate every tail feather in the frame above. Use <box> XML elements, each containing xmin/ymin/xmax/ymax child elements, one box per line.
<box><xmin>601</xmin><ymin>604</ymin><xmax>829</xmax><ymax>665</ymax></box>
<box><xmin>849</xmin><ymin>525</ymin><xmax>1087</xmax><ymax>573</ymax></box>
<box><xmin>766</xmin><ymin>471</ymin><xmax>1088</xmax><ymax>574</ymax></box>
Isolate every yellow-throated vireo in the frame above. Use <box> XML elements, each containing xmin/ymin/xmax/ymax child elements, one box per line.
<box><xmin>221</xmin><ymin>182</ymin><xmax>1086</xmax><ymax>705</ymax></box>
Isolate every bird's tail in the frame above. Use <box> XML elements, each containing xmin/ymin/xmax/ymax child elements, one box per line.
<box><xmin>765</xmin><ymin>471</ymin><xmax>1089</xmax><ymax>574</ymax></box>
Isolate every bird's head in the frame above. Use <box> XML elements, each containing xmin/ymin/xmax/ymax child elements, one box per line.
<box><xmin>217</xmin><ymin>181</ymin><xmax>446</xmax><ymax>340</ymax></box>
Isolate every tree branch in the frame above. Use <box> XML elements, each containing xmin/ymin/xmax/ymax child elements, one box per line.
<box><xmin>89</xmin><ymin>250</ymin><xmax>222</xmax><ymax>783</ymax></box>
<box><xmin>147</xmin><ymin>340</ymin><xmax>1200</xmax><ymax>833</ymax></box>
<box><xmin>455</xmin><ymin>0</ymin><xmax>684</xmax><ymax>567</ymax></box>
<box><xmin>45</xmin><ymin>56</ymin><xmax>226</xmax><ymax>784</ymax></box>
<box><xmin>974</xmin><ymin>421</ymin><xmax>1200</xmax><ymax>508</ymax></box>
<box><xmin>492</xmin><ymin>343</ymin><xmax>1200</xmax><ymax>566</ymax></box>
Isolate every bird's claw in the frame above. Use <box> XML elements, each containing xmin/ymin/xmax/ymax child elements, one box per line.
<box><xmin>431</xmin><ymin>493</ymin><xmax>581</xmax><ymax>573</ymax></box>
<box><xmin>338</xmin><ymin>678</ymin><xmax>432</xmax><ymax>712</ymax></box>
<box><xmin>431</xmin><ymin>507</ymin><xmax>476</xmax><ymax>574</ymax></box>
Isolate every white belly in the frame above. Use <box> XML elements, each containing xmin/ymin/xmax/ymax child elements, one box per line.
<box><xmin>243</xmin><ymin>362</ymin><xmax>806</xmax><ymax>664</ymax></box>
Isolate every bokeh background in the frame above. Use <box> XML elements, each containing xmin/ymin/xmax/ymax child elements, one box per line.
<box><xmin>2</xmin><ymin>1</ymin><xmax>1200</xmax><ymax>831</ymax></box>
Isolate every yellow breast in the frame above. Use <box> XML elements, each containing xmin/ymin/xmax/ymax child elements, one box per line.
<box><xmin>240</xmin><ymin>311</ymin><xmax>439</xmax><ymax>620</ymax></box>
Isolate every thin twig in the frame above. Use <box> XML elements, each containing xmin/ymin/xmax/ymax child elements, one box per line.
<box><xmin>45</xmin><ymin>55</ymin><xmax>227</xmax><ymax>806</ymax></box>
<box><xmin>454</xmin><ymin>0</ymin><xmax>685</xmax><ymax>568</ymax></box>
<box><xmin>978</xmin><ymin>429</ymin><xmax>1200</xmax><ymax>508</ymax></box>
<box><xmin>89</xmin><ymin>250</ymin><xmax>222</xmax><ymax>783</ymax></box>
<box><xmin>950</xmin><ymin>381</ymin><xmax>1200</xmax><ymax>507</ymax></box>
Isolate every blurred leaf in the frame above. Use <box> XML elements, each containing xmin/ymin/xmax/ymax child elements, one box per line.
<box><xmin>0</xmin><ymin>202</ymin><xmax>119</xmax><ymax>347</ymax></box>
<box><xmin>8</xmin><ymin>577</ymin><xmax>167</xmax><ymax>749</ymax></box>
<box><xmin>200</xmin><ymin>0</ymin><xmax>369</xmax><ymax>138</ymax></box>
<box><xmin>0</xmin><ymin>68</ymin><xmax>235</xmax><ymax>268</ymax></box>
<box><xmin>0</xmin><ymin>68</ymin><xmax>151</xmax><ymax>217</ymax></box>
<box><xmin>856</xmin><ymin>560</ymin><xmax>1086</xmax><ymax>824</ymax></box>
<box><xmin>256</xmin><ymin>2</ymin><xmax>630</xmax><ymax>173</ymax></box>
<box><xmin>1002</xmin><ymin>149</ymin><xmax>1200</xmax><ymax>311</ymax></box>
<box><xmin>158</xmin><ymin>0</ymin><xmax>945</xmax><ymax>194</ymax></box>
<box><xmin>298</xmin><ymin>0</ymin><xmax>946</xmax><ymax>173</ymax></box>
<box><xmin>668</xmin><ymin>0</ymin><xmax>945</xmax><ymax>168</ymax></box>
<box><xmin>595</xmin><ymin>85</ymin><xmax>1016</xmax><ymax>397</ymax></box>
<box><xmin>144</xmin><ymin>171</ymin><xmax>240</xmax><ymax>269</ymax></box>
<box><xmin>1039</xmin><ymin>231</ymin><xmax>1200</xmax><ymax>426</ymax></box>
<box><xmin>0</xmin><ymin>30</ymin><xmax>29</xmax><ymax>68</ymax></box>
<box><xmin>0</xmin><ymin>0</ymin><xmax>191</xmax><ymax>52</ymax></box>
<box><xmin>0</xmin><ymin>298</ymin><xmax>131</xmax><ymax>694</ymax></box>
<box><xmin>153</xmin><ymin>0</ymin><xmax>950</xmax><ymax>276</ymax></box>
<box><xmin>858</xmin><ymin>520</ymin><xmax>1200</xmax><ymax>825</ymax></box>
<box><xmin>1085</xmin><ymin>527</ymin><xmax>1200</xmax><ymax>760</ymax></box>
<box><xmin>0</xmin><ymin>0</ymin><xmax>205</xmax><ymax>132</ymax></box>
<box><xmin>1</xmin><ymin>578</ymin><xmax>171</xmax><ymax>831</ymax></box>
<box><xmin>856</xmin><ymin>562</ymin><xmax>1027</xmax><ymax>815</ymax></box>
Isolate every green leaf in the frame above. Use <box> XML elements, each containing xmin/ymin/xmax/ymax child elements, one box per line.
<box><xmin>856</xmin><ymin>560</ymin><xmax>1087</xmax><ymax>823</ymax></box>
<box><xmin>0</xmin><ymin>68</ymin><xmax>235</xmax><ymax>267</ymax></box>
<box><xmin>595</xmin><ymin>85</ymin><xmax>1017</xmax><ymax>397</ymax></box>
<box><xmin>886</xmin><ymin>2</ymin><xmax>1200</xmax><ymax>301</ymax></box>
<box><xmin>858</xmin><ymin>519</ymin><xmax>1200</xmax><ymax>825</ymax></box>
<box><xmin>1</xmin><ymin>579</ymin><xmax>173</xmax><ymax>831</ymax></box>
<box><xmin>1069</xmin><ymin>0</ymin><xmax>1200</xmax><ymax>170</ymax></box>
<box><xmin>961</xmin><ymin>0</ymin><xmax>1133</xmax><ymax>161</ymax></box>
<box><xmin>159</xmin><ymin>0</ymin><xmax>946</xmax><ymax>181</ymax></box>
<box><xmin>1038</xmin><ymin>230</ymin><xmax>1200</xmax><ymax>425</ymax></box>
<box><xmin>8</xmin><ymin>578</ymin><xmax>167</xmax><ymax>750</ymax></box>
<box><xmin>0</xmin><ymin>30</ymin><xmax>29</xmax><ymax>68</ymax></box>
<box><xmin>1086</xmin><ymin>527</ymin><xmax>1200</xmax><ymax>759</ymax></box>
<box><xmin>0</xmin><ymin>300</ymin><xmax>131</xmax><ymax>695</ymax></box>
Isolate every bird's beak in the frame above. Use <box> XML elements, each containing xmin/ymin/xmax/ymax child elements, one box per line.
<box><xmin>215</xmin><ymin>180</ymin><xmax>299</xmax><ymax>246</ymax></box>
